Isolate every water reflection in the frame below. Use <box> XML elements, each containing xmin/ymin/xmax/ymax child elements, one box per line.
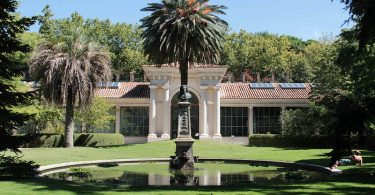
<box><xmin>47</xmin><ymin>163</ymin><xmax>325</xmax><ymax>186</ymax></box>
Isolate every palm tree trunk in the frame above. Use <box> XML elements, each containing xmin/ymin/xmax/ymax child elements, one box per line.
<box><xmin>64</xmin><ymin>89</ymin><xmax>75</xmax><ymax>148</ymax></box>
<box><xmin>179</xmin><ymin>59</ymin><xmax>188</xmax><ymax>86</ymax></box>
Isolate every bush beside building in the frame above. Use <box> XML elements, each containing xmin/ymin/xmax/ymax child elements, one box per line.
<box><xmin>18</xmin><ymin>133</ymin><xmax>124</xmax><ymax>148</ymax></box>
<box><xmin>249</xmin><ymin>134</ymin><xmax>375</xmax><ymax>149</ymax></box>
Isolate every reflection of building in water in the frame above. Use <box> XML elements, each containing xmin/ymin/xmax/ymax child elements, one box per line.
<box><xmin>49</xmin><ymin>166</ymin><xmax>322</xmax><ymax>186</ymax></box>
<box><xmin>148</xmin><ymin>173</ymin><xmax>170</xmax><ymax>186</ymax></box>
<box><xmin>199</xmin><ymin>169</ymin><xmax>221</xmax><ymax>186</ymax></box>
<box><xmin>221</xmin><ymin>173</ymin><xmax>253</xmax><ymax>185</ymax></box>
<box><xmin>119</xmin><ymin>173</ymin><xmax>149</xmax><ymax>186</ymax></box>
<box><xmin>146</xmin><ymin>170</ymin><xmax>257</xmax><ymax>186</ymax></box>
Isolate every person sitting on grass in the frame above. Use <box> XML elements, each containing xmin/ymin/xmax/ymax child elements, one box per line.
<box><xmin>331</xmin><ymin>150</ymin><xmax>363</xmax><ymax>169</ymax></box>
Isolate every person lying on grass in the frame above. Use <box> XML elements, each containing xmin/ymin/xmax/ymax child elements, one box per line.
<box><xmin>331</xmin><ymin>150</ymin><xmax>363</xmax><ymax>169</ymax></box>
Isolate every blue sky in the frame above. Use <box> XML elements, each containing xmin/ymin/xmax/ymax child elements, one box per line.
<box><xmin>18</xmin><ymin>0</ymin><xmax>352</xmax><ymax>40</ymax></box>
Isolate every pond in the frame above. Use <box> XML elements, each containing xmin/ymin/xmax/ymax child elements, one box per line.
<box><xmin>44</xmin><ymin>162</ymin><xmax>327</xmax><ymax>186</ymax></box>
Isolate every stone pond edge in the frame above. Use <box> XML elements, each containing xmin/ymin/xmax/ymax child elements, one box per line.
<box><xmin>38</xmin><ymin>158</ymin><xmax>342</xmax><ymax>175</ymax></box>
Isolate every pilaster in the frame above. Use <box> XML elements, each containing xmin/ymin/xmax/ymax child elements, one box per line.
<box><xmin>147</xmin><ymin>85</ymin><xmax>158</xmax><ymax>142</ymax></box>
<box><xmin>115</xmin><ymin>105</ymin><xmax>121</xmax><ymax>134</ymax></box>
<box><xmin>161</xmin><ymin>85</ymin><xmax>171</xmax><ymax>140</ymax></box>
<box><xmin>212</xmin><ymin>86</ymin><xmax>222</xmax><ymax>139</ymax></box>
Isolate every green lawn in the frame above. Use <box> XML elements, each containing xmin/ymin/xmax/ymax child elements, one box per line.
<box><xmin>1</xmin><ymin>140</ymin><xmax>375</xmax><ymax>194</ymax></box>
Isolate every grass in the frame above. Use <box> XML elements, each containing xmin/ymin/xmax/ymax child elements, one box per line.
<box><xmin>1</xmin><ymin>140</ymin><xmax>374</xmax><ymax>194</ymax></box>
<box><xmin>11</xmin><ymin>141</ymin><xmax>331</xmax><ymax>165</ymax></box>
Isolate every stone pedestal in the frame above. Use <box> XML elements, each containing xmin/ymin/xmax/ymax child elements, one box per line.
<box><xmin>170</xmin><ymin>86</ymin><xmax>195</xmax><ymax>170</ymax></box>
<box><xmin>170</xmin><ymin>168</ymin><xmax>196</xmax><ymax>186</ymax></box>
<box><xmin>170</xmin><ymin>138</ymin><xmax>195</xmax><ymax>170</ymax></box>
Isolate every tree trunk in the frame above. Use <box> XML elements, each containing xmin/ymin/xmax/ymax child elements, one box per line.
<box><xmin>271</xmin><ymin>72</ymin><xmax>275</xmax><ymax>83</ymax></box>
<box><xmin>285</xmin><ymin>73</ymin><xmax>290</xmax><ymax>82</ymax></box>
<box><xmin>80</xmin><ymin>122</ymin><xmax>86</xmax><ymax>133</ymax></box>
<box><xmin>115</xmin><ymin>73</ymin><xmax>120</xmax><ymax>82</ymax></box>
<box><xmin>179</xmin><ymin>59</ymin><xmax>189</xmax><ymax>86</ymax></box>
<box><xmin>64</xmin><ymin>89</ymin><xmax>75</xmax><ymax>148</ymax></box>
<box><xmin>86</xmin><ymin>124</ymin><xmax>91</xmax><ymax>132</ymax></box>
<box><xmin>256</xmin><ymin>72</ymin><xmax>261</xmax><ymax>83</ymax></box>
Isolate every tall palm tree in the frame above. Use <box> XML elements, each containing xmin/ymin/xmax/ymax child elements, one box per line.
<box><xmin>30</xmin><ymin>33</ymin><xmax>111</xmax><ymax>147</ymax></box>
<box><xmin>140</xmin><ymin>0</ymin><xmax>228</xmax><ymax>95</ymax></box>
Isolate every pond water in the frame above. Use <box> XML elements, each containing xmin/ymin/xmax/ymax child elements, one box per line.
<box><xmin>44</xmin><ymin>162</ymin><xmax>327</xmax><ymax>186</ymax></box>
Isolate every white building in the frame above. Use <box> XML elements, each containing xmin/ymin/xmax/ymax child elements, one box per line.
<box><xmin>96</xmin><ymin>65</ymin><xmax>311</xmax><ymax>144</ymax></box>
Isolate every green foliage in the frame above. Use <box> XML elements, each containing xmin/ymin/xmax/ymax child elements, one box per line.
<box><xmin>12</xmin><ymin>32</ymin><xmax>44</xmax><ymax>74</ymax></box>
<box><xmin>140</xmin><ymin>0</ymin><xmax>228</xmax><ymax>88</ymax></box>
<box><xmin>74</xmin><ymin>133</ymin><xmax>124</xmax><ymax>147</ymax></box>
<box><xmin>280</xmin><ymin>106</ymin><xmax>329</xmax><ymax>136</ymax></box>
<box><xmin>67</xmin><ymin>167</ymin><xmax>92</xmax><ymax>178</ymax></box>
<box><xmin>311</xmin><ymin>29</ymin><xmax>375</xmax><ymax>165</ymax></box>
<box><xmin>0</xmin><ymin>0</ymin><xmax>36</xmax><ymax>152</ymax></box>
<box><xmin>38</xmin><ymin>10</ymin><xmax>146</xmax><ymax>81</ymax></box>
<box><xmin>75</xmin><ymin>97</ymin><xmax>115</xmax><ymax>133</ymax></box>
<box><xmin>304</xmin><ymin>41</ymin><xmax>338</xmax><ymax>85</ymax></box>
<box><xmin>0</xmin><ymin>155</ymin><xmax>39</xmax><ymax>178</ymax></box>
<box><xmin>18</xmin><ymin>133</ymin><xmax>124</xmax><ymax>148</ymax></box>
<box><xmin>38</xmin><ymin>5</ymin><xmax>55</xmax><ymax>36</ymax></box>
<box><xmin>249</xmin><ymin>134</ymin><xmax>375</xmax><ymax>149</ymax></box>
<box><xmin>14</xmin><ymin>97</ymin><xmax>64</xmax><ymax>134</ymax></box>
<box><xmin>30</xmin><ymin>23</ymin><xmax>112</xmax><ymax>147</ymax></box>
<box><xmin>249</xmin><ymin>134</ymin><xmax>334</xmax><ymax>148</ymax></box>
<box><xmin>19</xmin><ymin>134</ymin><xmax>64</xmax><ymax>148</ymax></box>
<box><xmin>340</xmin><ymin>0</ymin><xmax>375</xmax><ymax>50</ymax></box>
<box><xmin>97</xmin><ymin>162</ymin><xmax>119</xmax><ymax>168</ymax></box>
<box><xmin>140</xmin><ymin>0</ymin><xmax>228</xmax><ymax>65</ymax></box>
<box><xmin>221</xmin><ymin>31</ymin><xmax>315</xmax><ymax>82</ymax></box>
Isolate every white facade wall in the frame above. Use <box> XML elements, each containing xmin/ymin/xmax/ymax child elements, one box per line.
<box><xmin>105</xmin><ymin>66</ymin><xmax>309</xmax><ymax>144</ymax></box>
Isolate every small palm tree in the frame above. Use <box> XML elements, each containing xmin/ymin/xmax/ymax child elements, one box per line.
<box><xmin>30</xmin><ymin>32</ymin><xmax>111</xmax><ymax>147</ymax></box>
<box><xmin>140</xmin><ymin>0</ymin><xmax>228</xmax><ymax>92</ymax></box>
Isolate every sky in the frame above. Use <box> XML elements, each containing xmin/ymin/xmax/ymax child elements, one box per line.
<box><xmin>18</xmin><ymin>0</ymin><xmax>353</xmax><ymax>41</ymax></box>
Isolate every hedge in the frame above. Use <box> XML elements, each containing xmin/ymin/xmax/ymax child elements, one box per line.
<box><xmin>74</xmin><ymin>133</ymin><xmax>124</xmax><ymax>147</ymax></box>
<box><xmin>18</xmin><ymin>133</ymin><xmax>124</xmax><ymax>148</ymax></box>
<box><xmin>249</xmin><ymin>134</ymin><xmax>375</xmax><ymax>149</ymax></box>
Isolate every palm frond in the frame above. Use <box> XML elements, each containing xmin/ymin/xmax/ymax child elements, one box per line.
<box><xmin>29</xmin><ymin>35</ymin><xmax>111</xmax><ymax>108</ymax></box>
<box><xmin>140</xmin><ymin>0</ymin><xmax>228</xmax><ymax>65</ymax></box>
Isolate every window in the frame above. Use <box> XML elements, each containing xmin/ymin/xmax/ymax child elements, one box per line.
<box><xmin>220</xmin><ymin>107</ymin><xmax>248</xmax><ymax>136</ymax></box>
<box><xmin>120</xmin><ymin>107</ymin><xmax>149</xmax><ymax>136</ymax></box>
<box><xmin>254</xmin><ymin>107</ymin><xmax>281</xmax><ymax>134</ymax></box>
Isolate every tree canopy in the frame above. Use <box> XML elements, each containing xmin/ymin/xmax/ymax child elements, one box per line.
<box><xmin>0</xmin><ymin>0</ymin><xmax>36</xmax><ymax>152</ymax></box>
<box><xmin>221</xmin><ymin>31</ymin><xmax>318</xmax><ymax>82</ymax></box>
<box><xmin>30</xmin><ymin>29</ymin><xmax>112</xmax><ymax>147</ymax></box>
<box><xmin>340</xmin><ymin>0</ymin><xmax>375</xmax><ymax>50</ymax></box>
<box><xmin>38</xmin><ymin>8</ymin><xmax>147</xmax><ymax>81</ymax></box>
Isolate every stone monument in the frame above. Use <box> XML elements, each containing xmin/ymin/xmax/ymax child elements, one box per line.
<box><xmin>170</xmin><ymin>85</ymin><xmax>195</xmax><ymax>170</ymax></box>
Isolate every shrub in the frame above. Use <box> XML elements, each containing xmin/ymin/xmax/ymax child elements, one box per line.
<box><xmin>74</xmin><ymin>133</ymin><xmax>124</xmax><ymax>147</ymax></box>
<box><xmin>20</xmin><ymin>134</ymin><xmax>64</xmax><ymax>148</ymax></box>
<box><xmin>0</xmin><ymin>155</ymin><xmax>40</xmax><ymax>178</ymax></box>
<box><xmin>97</xmin><ymin>162</ymin><xmax>119</xmax><ymax>168</ymax></box>
<box><xmin>249</xmin><ymin>134</ymin><xmax>334</xmax><ymax>148</ymax></box>
<box><xmin>249</xmin><ymin>134</ymin><xmax>375</xmax><ymax>149</ymax></box>
<box><xmin>18</xmin><ymin>133</ymin><xmax>124</xmax><ymax>147</ymax></box>
<box><xmin>280</xmin><ymin>106</ymin><xmax>329</xmax><ymax>136</ymax></box>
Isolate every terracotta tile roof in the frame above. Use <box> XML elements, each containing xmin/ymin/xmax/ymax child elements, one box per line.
<box><xmin>95</xmin><ymin>82</ymin><xmax>149</xmax><ymax>98</ymax></box>
<box><xmin>220</xmin><ymin>83</ymin><xmax>311</xmax><ymax>99</ymax></box>
<box><xmin>96</xmin><ymin>82</ymin><xmax>311</xmax><ymax>99</ymax></box>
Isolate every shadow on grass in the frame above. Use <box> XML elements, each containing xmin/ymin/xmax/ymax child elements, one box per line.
<box><xmin>296</xmin><ymin>158</ymin><xmax>330</xmax><ymax>166</ymax></box>
<box><xmin>2</xmin><ymin>173</ymin><xmax>375</xmax><ymax>195</ymax></box>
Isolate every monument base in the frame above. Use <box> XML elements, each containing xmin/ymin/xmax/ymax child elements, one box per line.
<box><xmin>170</xmin><ymin>138</ymin><xmax>195</xmax><ymax>170</ymax></box>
